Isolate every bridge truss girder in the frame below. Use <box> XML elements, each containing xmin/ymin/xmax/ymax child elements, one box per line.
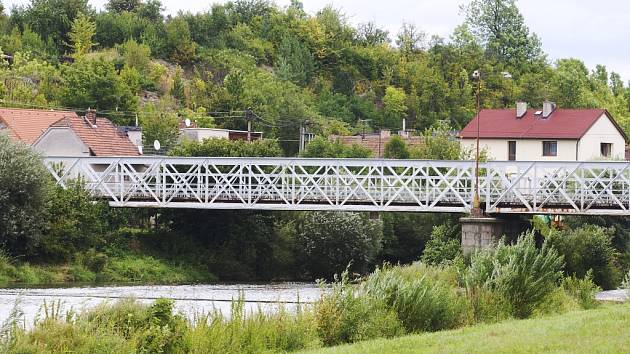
<box><xmin>44</xmin><ymin>157</ymin><xmax>630</xmax><ymax>215</ymax></box>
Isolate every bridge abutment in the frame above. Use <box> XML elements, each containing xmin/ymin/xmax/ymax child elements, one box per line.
<box><xmin>460</xmin><ymin>215</ymin><xmax>529</xmax><ymax>255</ymax></box>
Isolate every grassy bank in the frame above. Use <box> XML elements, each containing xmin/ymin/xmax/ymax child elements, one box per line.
<box><xmin>305</xmin><ymin>303</ymin><xmax>630</xmax><ymax>354</ymax></box>
<box><xmin>0</xmin><ymin>252</ymin><xmax>217</xmax><ymax>286</ymax></box>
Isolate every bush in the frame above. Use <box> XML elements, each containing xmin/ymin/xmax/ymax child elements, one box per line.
<box><xmin>0</xmin><ymin>135</ymin><xmax>50</xmax><ymax>256</ymax></box>
<box><xmin>465</xmin><ymin>232</ymin><xmax>564</xmax><ymax>318</ymax></box>
<box><xmin>315</xmin><ymin>273</ymin><xmax>403</xmax><ymax>346</ymax></box>
<box><xmin>546</xmin><ymin>225</ymin><xmax>620</xmax><ymax>289</ymax></box>
<box><xmin>362</xmin><ymin>263</ymin><xmax>467</xmax><ymax>332</ymax></box>
<box><xmin>561</xmin><ymin>271</ymin><xmax>601</xmax><ymax>309</ymax></box>
<box><xmin>295</xmin><ymin>212</ymin><xmax>383</xmax><ymax>279</ymax></box>
<box><xmin>421</xmin><ymin>224</ymin><xmax>462</xmax><ymax>265</ymax></box>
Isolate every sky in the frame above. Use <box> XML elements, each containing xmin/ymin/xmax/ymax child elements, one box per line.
<box><xmin>3</xmin><ymin>0</ymin><xmax>630</xmax><ymax>81</ymax></box>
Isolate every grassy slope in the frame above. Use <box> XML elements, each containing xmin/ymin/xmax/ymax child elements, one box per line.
<box><xmin>306</xmin><ymin>303</ymin><xmax>630</xmax><ymax>354</ymax></box>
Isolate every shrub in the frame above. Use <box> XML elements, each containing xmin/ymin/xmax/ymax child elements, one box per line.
<box><xmin>315</xmin><ymin>273</ymin><xmax>403</xmax><ymax>346</ymax></box>
<box><xmin>421</xmin><ymin>224</ymin><xmax>462</xmax><ymax>265</ymax></box>
<box><xmin>0</xmin><ymin>135</ymin><xmax>50</xmax><ymax>256</ymax></box>
<box><xmin>546</xmin><ymin>225</ymin><xmax>620</xmax><ymax>289</ymax></box>
<box><xmin>295</xmin><ymin>212</ymin><xmax>383</xmax><ymax>279</ymax></box>
<box><xmin>464</xmin><ymin>232</ymin><xmax>564</xmax><ymax>318</ymax></box>
<box><xmin>362</xmin><ymin>263</ymin><xmax>467</xmax><ymax>332</ymax></box>
<box><xmin>621</xmin><ymin>270</ymin><xmax>630</xmax><ymax>290</ymax></box>
<box><xmin>561</xmin><ymin>271</ymin><xmax>601</xmax><ymax>309</ymax></box>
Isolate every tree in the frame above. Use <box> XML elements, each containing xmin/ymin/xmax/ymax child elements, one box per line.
<box><xmin>463</xmin><ymin>0</ymin><xmax>544</xmax><ymax>70</ymax></box>
<box><xmin>355</xmin><ymin>22</ymin><xmax>389</xmax><ymax>46</ymax></box>
<box><xmin>68</xmin><ymin>12</ymin><xmax>97</xmax><ymax>57</ymax></box>
<box><xmin>106</xmin><ymin>0</ymin><xmax>142</xmax><ymax>13</ymax></box>
<box><xmin>12</xmin><ymin>0</ymin><xmax>91</xmax><ymax>53</ymax></box>
<box><xmin>382</xmin><ymin>86</ymin><xmax>407</xmax><ymax>129</ymax></box>
<box><xmin>165</xmin><ymin>17</ymin><xmax>196</xmax><ymax>64</ymax></box>
<box><xmin>383</xmin><ymin>135</ymin><xmax>409</xmax><ymax>159</ymax></box>
<box><xmin>411</xmin><ymin>121</ymin><xmax>462</xmax><ymax>160</ymax></box>
<box><xmin>396</xmin><ymin>22</ymin><xmax>424</xmax><ymax>55</ymax></box>
<box><xmin>300</xmin><ymin>136</ymin><xmax>371</xmax><ymax>158</ymax></box>
<box><xmin>274</xmin><ymin>34</ymin><xmax>315</xmax><ymax>86</ymax></box>
<box><xmin>295</xmin><ymin>212</ymin><xmax>383</xmax><ymax>278</ymax></box>
<box><xmin>139</xmin><ymin>101</ymin><xmax>179</xmax><ymax>152</ymax></box>
<box><xmin>0</xmin><ymin>135</ymin><xmax>50</xmax><ymax>256</ymax></box>
<box><xmin>60</xmin><ymin>57</ymin><xmax>137</xmax><ymax>118</ymax></box>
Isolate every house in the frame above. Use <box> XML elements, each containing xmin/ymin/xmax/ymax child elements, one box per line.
<box><xmin>180</xmin><ymin>127</ymin><xmax>263</xmax><ymax>142</ymax></box>
<box><xmin>459</xmin><ymin>101</ymin><xmax>627</xmax><ymax>161</ymax></box>
<box><xmin>330</xmin><ymin>130</ymin><xmax>423</xmax><ymax>158</ymax></box>
<box><xmin>0</xmin><ymin>108</ymin><xmax>141</xmax><ymax>156</ymax></box>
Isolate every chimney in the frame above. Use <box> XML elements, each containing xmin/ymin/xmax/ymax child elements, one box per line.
<box><xmin>542</xmin><ymin>101</ymin><xmax>556</xmax><ymax>118</ymax></box>
<box><xmin>516</xmin><ymin>101</ymin><xmax>527</xmax><ymax>118</ymax></box>
<box><xmin>85</xmin><ymin>108</ymin><xmax>97</xmax><ymax>127</ymax></box>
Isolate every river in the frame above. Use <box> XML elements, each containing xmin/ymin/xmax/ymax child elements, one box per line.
<box><xmin>0</xmin><ymin>283</ymin><xmax>323</xmax><ymax>327</ymax></box>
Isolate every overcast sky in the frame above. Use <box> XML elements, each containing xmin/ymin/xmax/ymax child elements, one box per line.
<box><xmin>4</xmin><ymin>0</ymin><xmax>630</xmax><ymax>81</ymax></box>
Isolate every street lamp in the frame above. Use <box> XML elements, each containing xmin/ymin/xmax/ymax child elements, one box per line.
<box><xmin>471</xmin><ymin>70</ymin><xmax>511</xmax><ymax>217</ymax></box>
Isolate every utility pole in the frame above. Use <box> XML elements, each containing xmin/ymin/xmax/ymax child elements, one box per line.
<box><xmin>245</xmin><ymin>107</ymin><xmax>254</xmax><ymax>142</ymax></box>
<box><xmin>299</xmin><ymin>119</ymin><xmax>311</xmax><ymax>154</ymax></box>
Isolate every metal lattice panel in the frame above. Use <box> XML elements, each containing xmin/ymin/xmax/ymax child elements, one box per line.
<box><xmin>44</xmin><ymin>157</ymin><xmax>630</xmax><ymax>215</ymax></box>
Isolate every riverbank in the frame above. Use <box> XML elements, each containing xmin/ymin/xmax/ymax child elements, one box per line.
<box><xmin>0</xmin><ymin>252</ymin><xmax>217</xmax><ymax>286</ymax></box>
<box><xmin>305</xmin><ymin>303</ymin><xmax>630</xmax><ymax>354</ymax></box>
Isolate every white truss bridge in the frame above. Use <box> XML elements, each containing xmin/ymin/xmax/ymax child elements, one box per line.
<box><xmin>43</xmin><ymin>156</ymin><xmax>630</xmax><ymax>215</ymax></box>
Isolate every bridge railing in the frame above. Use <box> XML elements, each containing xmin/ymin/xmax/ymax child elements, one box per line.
<box><xmin>44</xmin><ymin>157</ymin><xmax>630</xmax><ymax>214</ymax></box>
<box><xmin>44</xmin><ymin>157</ymin><xmax>476</xmax><ymax>212</ymax></box>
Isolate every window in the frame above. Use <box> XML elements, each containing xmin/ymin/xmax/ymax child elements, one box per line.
<box><xmin>601</xmin><ymin>143</ymin><xmax>612</xmax><ymax>158</ymax></box>
<box><xmin>508</xmin><ymin>141</ymin><xmax>516</xmax><ymax>161</ymax></box>
<box><xmin>542</xmin><ymin>141</ymin><xmax>557</xmax><ymax>157</ymax></box>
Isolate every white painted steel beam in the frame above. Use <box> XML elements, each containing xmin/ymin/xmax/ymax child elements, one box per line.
<box><xmin>43</xmin><ymin>157</ymin><xmax>630</xmax><ymax>215</ymax></box>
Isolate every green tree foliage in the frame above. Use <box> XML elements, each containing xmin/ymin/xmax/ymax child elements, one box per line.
<box><xmin>300</xmin><ymin>136</ymin><xmax>371</xmax><ymax>158</ymax></box>
<box><xmin>546</xmin><ymin>225</ymin><xmax>620</xmax><ymax>289</ymax></box>
<box><xmin>60</xmin><ymin>57</ymin><xmax>137</xmax><ymax>117</ymax></box>
<box><xmin>421</xmin><ymin>224</ymin><xmax>462</xmax><ymax>265</ymax></box>
<box><xmin>171</xmin><ymin>137</ymin><xmax>282</xmax><ymax>157</ymax></box>
<box><xmin>274</xmin><ymin>34</ymin><xmax>315</xmax><ymax>85</ymax></box>
<box><xmin>106</xmin><ymin>0</ymin><xmax>142</xmax><ymax>13</ymax></box>
<box><xmin>11</xmin><ymin>0</ymin><xmax>90</xmax><ymax>52</ymax></box>
<box><xmin>295</xmin><ymin>212</ymin><xmax>383</xmax><ymax>278</ymax></box>
<box><xmin>0</xmin><ymin>135</ymin><xmax>50</xmax><ymax>256</ymax></box>
<box><xmin>382</xmin><ymin>86</ymin><xmax>407</xmax><ymax>129</ymax></box>
<box><xmin>68</xmin><ymin>12</ymin><xmax>97</xmax><ymax>57</ymax></box>
<box><xmin>411</xmin><ymin>122</ymin><xmax>463</xmax><ymax>160</ymax></box>
<box><xmin>138</xmin><ymin>101</ymin><xmax>179</xmax><ymax>151</ymax></box>
<box><xmin>165</xmin><ymin>17</ymin><xmax>196</xmax><ymax>64</ymax></box>
<box><xmin>463</xmin><ymin>0</ymin><xmax>544</xmax><ymax>71</ymax></box>
<box><xmin>383</xmin><ymin>135</ymin><xmax>409</xmax><ymax>159</ymax></box>
<box><xmin>39</xmin><ymin>183</ymin><xmax>109</xmax><ymax>262</ymax></box>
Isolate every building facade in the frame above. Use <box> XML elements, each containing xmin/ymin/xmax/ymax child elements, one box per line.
<box><xmin>459</xmin><ymin>102</ymin><xmax>627</xmax><ymax>161</ymax></box>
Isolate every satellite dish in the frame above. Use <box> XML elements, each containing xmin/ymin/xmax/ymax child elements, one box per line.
<box><xmin>153</xmin><ymin>140</ymin><xmax>161</xmax><ymax>151</ymax></box>
<box><xmin>184</xmin><ymin>118</ymin><xmax>191</xmax><ymax>127</ymax></box>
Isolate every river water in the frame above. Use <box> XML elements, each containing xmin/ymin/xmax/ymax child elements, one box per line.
<box><xmin>0</xmin><ymin>283</ymin><xmax>323</xmax><ymax>327</ymax></box>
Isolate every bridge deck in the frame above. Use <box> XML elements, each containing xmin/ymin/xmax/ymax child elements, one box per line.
<box><xmin>44</xmin><ymin>157</ymin><xmax>630</xmax><ymax>215</ymax></box>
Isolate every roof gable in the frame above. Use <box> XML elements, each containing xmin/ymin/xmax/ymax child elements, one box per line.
<box><xmin>459</xmin><ymin>108</ymin><xmax>625</xmax><ymax>140</ymax></box>
<box><xmin>0</xmin><ymin>108</ymin><xmax>79</xmax><ymax>144</ymax></box>
<box><xmin>52</xmin><ymin>116</ymin><xmax>140</xmax><ymax>156</ymax></box>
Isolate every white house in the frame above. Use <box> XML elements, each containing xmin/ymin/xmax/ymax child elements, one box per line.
<box><xmin>459</xmin><ymin>102</ymin><xmax>627</xmax><ymax>161</ymax></box>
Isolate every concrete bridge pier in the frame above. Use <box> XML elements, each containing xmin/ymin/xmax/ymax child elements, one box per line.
<box><xmin>460</xmin><ymin>215</ymin><xmax>529</xmax><ymax>255</ymax></box>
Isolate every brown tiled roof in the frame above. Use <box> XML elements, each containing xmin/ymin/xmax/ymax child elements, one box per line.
<box><xmin>0</xmin><ymin>108</ymin><xmax>78</xmax><ymax>144</ymax></box>
<box><xmin>51</xmin><ymin>116</ymin><xmax>140</xmax><ymax>156</ymax></box>
<box><xmin>331</xmin><ymin>134</ymin><xmax>424</xmax><ymax>158</ymax></box>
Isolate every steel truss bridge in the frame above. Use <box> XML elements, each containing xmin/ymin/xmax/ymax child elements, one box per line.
<box><xmin>43</xmin><ymin>156</ymin><xmax>630</xmax><ymax>215</ymax></box>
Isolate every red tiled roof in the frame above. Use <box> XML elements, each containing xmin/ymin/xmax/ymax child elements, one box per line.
<box><xmin>459</xmin><ymin>109</ymin><xmax>626</xmax><ymax>140</ymax></box>
<box><xmin>51</xmin><ymin>116</ymin><xmax>140</xmax><ymax>156</ymax></box>
<box><xmin>0</xmin><ymin>108</ymin><xmax>78</xmax><ymax>144</ymax></box>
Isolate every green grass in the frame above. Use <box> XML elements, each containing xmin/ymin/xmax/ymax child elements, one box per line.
<box><xmin>304</xmin><ymin>303</ymin><xmax>630</xmax><ymax>354</ymax></box>
<box><xmin>0</xmin><ymin>254</ymin><xmax>216</xmax><ymax>286</ymax></box>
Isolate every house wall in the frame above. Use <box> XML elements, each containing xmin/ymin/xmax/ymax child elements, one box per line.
<box><xmin>181</xmin><ymin>129</ymin><xmax>230</xmax><ymax>142</ymax></box>
<box><xmin>460</xmin><ymin>138</ymin><xmax>578</xmax><ymax>161</ymax></box>
<box><xmin>577</xmin><ymin>113</ymin><xmax>626</xmax><ymax>160</ymax></box>
<box><xmin>33</xmin><ymin>128</ymin><xmax>89</xmax><ymax>156</ymax></box>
